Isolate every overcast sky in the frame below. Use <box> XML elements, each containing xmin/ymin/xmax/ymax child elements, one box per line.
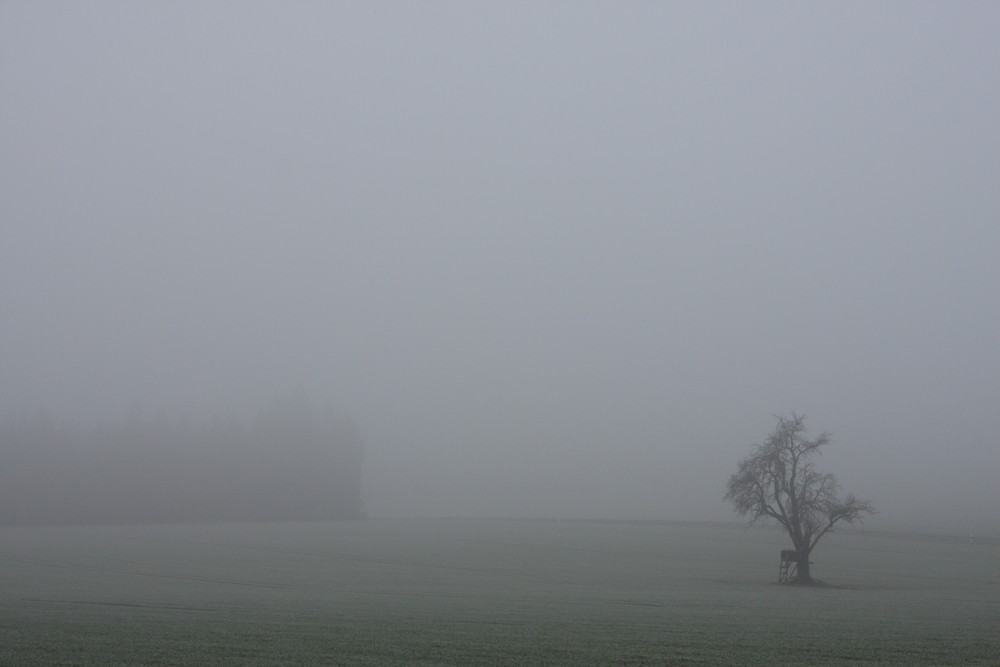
<box><xmin>2</xmin><ymin>2</ymin><xmax>998</xmax><ymax>535</ymax></box>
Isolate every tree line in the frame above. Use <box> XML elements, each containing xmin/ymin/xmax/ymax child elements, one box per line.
<box><xmin>0</xmin><ymin>396</ymin><xmax>364</xmax><ymax>526</ymax></box>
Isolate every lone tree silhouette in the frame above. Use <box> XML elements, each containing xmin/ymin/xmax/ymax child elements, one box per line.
<box><xmin>725</xmin><ymin>414</ymin><xmax>875</xmax><ymax>583</ymax></box>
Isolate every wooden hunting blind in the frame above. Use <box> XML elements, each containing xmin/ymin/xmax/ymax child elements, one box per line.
<box><xmin>778</xmin><ymin>550</ymin><xmax>799</xmax><ymax>582</ymax></box>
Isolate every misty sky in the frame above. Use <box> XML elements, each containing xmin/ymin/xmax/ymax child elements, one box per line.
<box><xmin>2</xmin><ymin>2</ymin><xmax>998</xmax><ymax>535</ymax></box>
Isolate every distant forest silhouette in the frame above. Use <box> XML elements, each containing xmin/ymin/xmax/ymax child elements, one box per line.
<box><xmin>0</xmin><ymin>396</ymin><xmax>364</xmax><ymax>525</ymax></box>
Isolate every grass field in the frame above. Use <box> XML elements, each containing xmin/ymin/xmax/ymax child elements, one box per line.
<box><xmin>1</xmin><ymin>518</ymin><xmax>997</xmax><ymax>665</ymax></box>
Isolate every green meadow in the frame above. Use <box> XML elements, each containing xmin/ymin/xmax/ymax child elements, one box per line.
<box><xmin>1</xmin><ymin>519</ymin><xmax>997</xmax><ymax>665</ymax></box>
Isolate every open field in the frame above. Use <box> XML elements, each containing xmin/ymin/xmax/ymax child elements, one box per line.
<box><xmin>1</xmin><ymin>519</ymin><xmax>997</xmax><ymax>665</ymax></box>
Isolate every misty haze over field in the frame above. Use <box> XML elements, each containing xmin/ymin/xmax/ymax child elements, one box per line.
<box><xmin>2</xmin><ymin>3</ymin><xmax>998</xmax><ymax>535</ymax></box>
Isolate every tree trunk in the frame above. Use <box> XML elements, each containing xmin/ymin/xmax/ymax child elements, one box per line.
<box><xmin>796</xmin><ymin>551</ymin><xmax>812</xmax><ymax>582</ymax></box>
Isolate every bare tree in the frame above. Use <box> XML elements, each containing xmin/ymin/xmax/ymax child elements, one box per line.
<box><xmin>725</xmin><ymin>414</ymin><xmax>875</xmax><ymax>583</ymax></box>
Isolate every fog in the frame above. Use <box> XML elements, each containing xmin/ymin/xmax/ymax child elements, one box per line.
<box><xmin>2</xmin><ymin>2</ymin><xmax>998</xmax><ymax>536</ymax></box>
